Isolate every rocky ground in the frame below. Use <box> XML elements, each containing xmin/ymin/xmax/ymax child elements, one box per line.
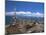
<box><xmin>5</xmin><ymin>21</ymin><xmax>44</xmax><ymax>35</ymax></box>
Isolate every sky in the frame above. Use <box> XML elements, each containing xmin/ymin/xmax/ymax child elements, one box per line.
<box><xmin>5</xmin><ymin>1</ymin><xmax>44</xmax><ymax>17</ymax></box>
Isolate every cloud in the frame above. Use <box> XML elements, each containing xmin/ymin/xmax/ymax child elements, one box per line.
<box><xmin>8</xmin><ymin>0</ymin><xmax>32</xmax><ymax>1</ymax></box>
<box><xmin>16</xmin><ymin>11</ymin><xmax>31</xmax><ymax>15</ymax></box>
<box><xmin>31</xmin><ymin>12</ymin><xmax>43</xmax><ymax>17</ymax></box>
<box><xmin>16</xmin><ymin>11</ymin><xmax>43</xmax><ymax>17</ymax></box>
<box><xmin>5</xmin><ymin>11</ymin><xmax>43</xmax><ymax>17</ymax></box>
<box><xmin>35</xmin><ymin>12</ymin><xmax>43</xmax><ymax>17</ymax></box>
<box><xmin>5</xmin><ymin>12</ymin><xmax>16</xmax><ymax>16</ymax></box>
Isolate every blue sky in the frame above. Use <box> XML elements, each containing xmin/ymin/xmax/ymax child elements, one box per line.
<box><xmin>5</xmin><ymin>1</ymin><xmax>44</xmax><ymax>17</ymax></box>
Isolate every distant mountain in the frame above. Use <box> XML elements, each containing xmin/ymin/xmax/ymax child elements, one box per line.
<box><xmin>16</xmin><ymin>14</ymin><xmax>44</xmax><ymax>20</ymax></box>
<box><xmin>5</xmin><ymin>15</ymin><xmax>44</xmax><ymax>25</ymax></box>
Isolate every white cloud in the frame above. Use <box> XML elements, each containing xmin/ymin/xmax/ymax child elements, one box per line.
<box><xmin>35</xmin><ymin>12</ymin><xmax>43</xmax><ymax>17</ymax></box>
<box><xmin>8</xmin><ymin>0</ymin><xmax>44</xmax><ymax>2</ymax></box>
<box><xmin>16</xmin><ymin>11</ymin><xmax>26</xmax><ymax>14</ymax></box>
<box><xmin>8</xmin><ymin>0</ymin><xmax>32</xmax><ymax>1</ymax></box>
<box><xmin>5</xmin><ymin>12</ymin><xmax>16</xmax><ymax>16</ymax></box>
<box><xmin>5</xmin><ymin>11</ymin><xmax>43</xmax><ymax>17</ymax></box>
<box><xmin>16</xmin><ymin>11</ymin><xmax>43</xmax><ymax>17</ymax></box>
<box><xmin>16</xmin><ymin>11</ymin><xmax>31</xmax><ymax>15</ymax></box>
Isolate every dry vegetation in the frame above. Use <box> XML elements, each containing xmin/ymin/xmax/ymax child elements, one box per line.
<box><xmin>5</xmin><ymin>19</ymin><xmax>44</xmax><ymax>34</ymax></box>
